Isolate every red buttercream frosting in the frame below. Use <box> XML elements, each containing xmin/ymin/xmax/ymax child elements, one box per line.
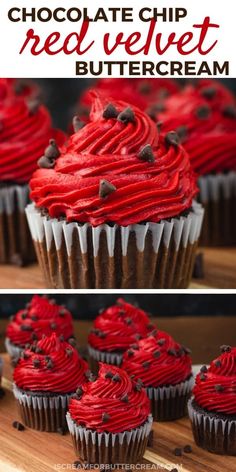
<box><xmin>193</xmin><ymin>346</ymin><xmax>236</xmax><ymax>415</ymax></box>
<box><xmin>13</xmin><ymin>333</ymin><xmax>88</xmax><ymax>393</ymax></box>
<box><xmin>88</xmin><ymin>298</ymin><xmax>153</xmax><ymax>353</ymax></box>
<box><xmin>30</xmin><ymin>93</ymin><xmax>197</xmax><ymax>226</ymax></box>
<box><xmin>6</xmin><ymin>295</ymin><xmax>74</xmax><ymax>347</ymax></box>
<box><xmin>69</xmin><ymin>362</ymin><xmax>151</xmax><ymax>433</ymax></box>
<box><xmin>156</xmin><ymin>79</ymin><xmax>236</xmax><ymax>175</ymax></box>
<box><xmin>122</xmin><ymin>330</ymin><xmax>192</xmax><ymax>387</ymax></box>
<box><xmin>0</xmin><ymin>78</ymin><xmax>65</xmax><ymax>183</ymax></box>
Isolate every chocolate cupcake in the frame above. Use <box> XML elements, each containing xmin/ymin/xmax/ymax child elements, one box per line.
<box><xmin>5</xmin><ymin>295</ymin><xmax>74</xmax><ymax>360</ymax></box>
<box><xmin>13</xmin><ymin>333</ymin><xmax>88</xmax><ymax>432</ymax></box>
<box><xmin>0</xmin><ymin>78</ymin><xmax>65</xmax><ymax>265</ymax></box>
<box><xmin>122</xmin><ymin>329</ymin><xmax>193</xmax><ymax>421</ymax></box>
<box><xmin>26</xmin><ymin>93</ymin><xmax>203</xmax><ymax>288</ymax></box>
<box><xmin>66</xmin><ymin>362</ymin><xmax>152</xmax><ymax>465</ymax></box>
<box><xmin>88</xmin><ymin>298</ymin><xmax>154</xmax><ymax>368</ymax></box>
<box><xmin>188</xmin><ymin>345</ymin><xmax>236</xmax><ymax>455</ymax></box>
<box><xmin>155</xmin><ymin>79</ymin><xmax>236</xmax><ymax>246</ymax></box>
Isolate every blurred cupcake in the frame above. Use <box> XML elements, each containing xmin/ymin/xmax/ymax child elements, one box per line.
<box><xmin>0</xmin><ymin>78</ymin><xmax>66</xmax><ymax>265</ymax></box>
<box><xmin>188</xmin><ymin>345</ymin><xmax>236</xmax><ymax>455</ymax></box>
<box><xmin>5</xmin><ymin>295</ymin><xmax>74</xmax><ymax>360</ymax></box>
<box><xmin>26</xmin><ymin>92</ymin><xmax>203</xmax><ymax>289</ymax></box>
<box><xmin>88</xmin><ymin>298</ymin><xmax>154</xmax><ymax>368</ymax></box>
<box><xmin>122</xmin><ymin>329</ymin><xmax>193</xmax><ymax>421</ymax></box>
<box><xmin>13</xmin><ymin>333</ymin><xmax>88</xmax><ymax>432</ymax></box>
<box><xmin>66</xmin><ymin>362</ymin><xmax>152</xmax><ymax>465</ymax></box>
<box><xmin>155</xmin><ymin>79</ymin><xmax>236</xmax><ymax>246</ymax></box>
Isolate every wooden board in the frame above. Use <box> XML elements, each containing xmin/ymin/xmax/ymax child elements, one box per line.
<box><xmin>0</xmin><ymin>354</ymin><xmax>235</xmax><ymax>472</ymax></box>
<box><xmin>0</xmin><ymin>248</ymin><xmax>235</xmax><ymax>289</ymax></box>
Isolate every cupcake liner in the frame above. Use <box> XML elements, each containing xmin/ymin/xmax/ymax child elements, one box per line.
<box><xmin>13</xmin><ymin>383</ymin><xmax>73</xmax><ymax>432</ymax></box>
<box><xmin>88</xmin><ymin>345</ymin><xmax>123</xmax><ymax>372</ymax></box>
<box><xmin>146</xmin><ymin>376</ymin><xmax>194</xmax><ymax>421</ymax></box>
<box><xmin>188</xmin><ymin>398</ymin><xmax>236</xmax><ymax>455</ymax></box>
<box><xmin>66</xmin><ymin>412</ymin><xmax>153</xmax><ymax>465</ymax></box>
<box><xmin>198</xmin><ymin>172</ymin><xmax>236</xmax><ymax>246</ymax></box>
<box><xmin>0</xmin><ymin>184</ymin><xmax>35</xmax><ymax>264</ymax></box>
<box><xmin>26</xmin><ymin>202</ymin><xmax>204</xmax><ymax>288</ymax></box>
<box><xmin>5</xmin><ymin>338</ymin><xmax>23</xmax><ymax>361</ymax></box>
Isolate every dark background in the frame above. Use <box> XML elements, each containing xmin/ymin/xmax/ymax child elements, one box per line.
<box><xmin>0</xmin><ymin>294</ymin><xmax>235</xmax><ymax>320</ymax></box>
<box><xmin>33</xmin><ymin>78</ymin><xmax>236</xmax><ymax>130</ymax></box>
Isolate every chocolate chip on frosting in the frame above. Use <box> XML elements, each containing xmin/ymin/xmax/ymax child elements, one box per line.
<box><xmin>45</xmin><ymin>139</ymin><xmax>60</xmax><ymax>159</ymax></box>
<box><xmin>168</xmin><ymin>349</ymin><xmax>176</xmax><ymax>356</ymax></box>
<box><xmin>21</xmin><ymin>325</ymin><xmax>32</xmax><ymax>331</ymax></box>
<box><xmin>105</xmin><ymin>371</ymin><xmax>113</xmax><ymax>379</ymax></box>
<box><xmin>121</xmin><ymin>393</ymin><xmax>129</xmax><ymax>403</ymax></box>
<box><xmin>76</xmin><ymin>387</ymin><xmax>83</xmax><ymax>398</ymax></box>
<box><xmin>138</xmin><ymin>144</ymin><xmax>155</xmax><ymax>163</ymax></box>
<box><xmin>102</xmin><ymin>412</ymin><xmax>110</xmax><ymax>422</ymax></box>
<box><xmin>201</xmin><ymin>87</ymin><xmax>216</xmax><ymax>99</ymax></box>
<box><xmin>99</xmin><ymin>179</ymin><xmax>116</xmax><ymax>199</ymax></box>
<box><xmin>125</xmin><ymin>317</ymin><xmax>132</xmax><ymax>325</ymax></box>
<box><xmin>200</xmin><ymin>373</ymin><xmax>207</xmax><ymax>381</ymax></box>
<box><xmin>223</xmin><ymin>104</ymin><xmax>236</xmax><ymax>119</ymax></box>
<box><xmin>112</xmin><ymin>374</ymin><xmax>121</xmax><ymax>382</ymax></box>
<box><xmin>127</xmin><ymin>349</ymin><xmax>134</xmax><ymax>357</ymax></box>
<box><xmin>73</xmin><ymin>115</ymin><xmax>85</xmax><ymax>132</ymax></box>
<box><xmin>195</xmin><ymin>105</ymin><xmax>210</xmax><ymax>119</ymax></box>
<box><xmin>156</xmin><ymin>121</ymin><xmax>163</xmax><ymax>133</ymax></box>
<box><xmin>37</xmin><ymin>155</ymin><xmax>56</xmax><ymax>169</ymax></box>
<box><xmin>215</xmin><ymin>384</ymin><xmax>224</xmax><ymax>392</ymax></box>
<box><xmin>33</xmin><ymin>358</ymin><xmax>40</xmax><ymax>368</ymax></box>
<box><xmin>142</xmin><ymin>361</ymin><xmax>151</xmax><ymax>369</ymax></box>
<box><xmin>103</xmin><ymin>103</ymin><xmax>118</xmax><ymax>119</ymax></box>
<box><xmin>153</xmin><ymin>350</ymin><xmax>161</xmax><ymax>359</ymax></box>
<box><xmin>46</xmin><ymin>358</ymin><xmax>54</xmax><ymax>369</ymax></box>
<box><xmin>200</xmin><ymin>365</ymin><xmax>208</xmax><ymax>373</ymax></box>
<box><xmin>165</xmin><ymin>131</ymin><xmax>180</xmax><ymax>147</ymax></box>
<box><xmin>220</xmin><ymin>345</ymin><xmax>231</xmax><ymax>353</ymax></box>
<box><xmin>117</xmin><ymin>107</ymin><xmax>135</xmax><ymax>124</ymax></box>
<box><xmin>68</xmin><ymin>338</ymin><xmax>77</xmax><ymax>347</ymax></box>
<box><xmin>27</xmin><ymin>98</ymin><xmax>40</xmax><ymax>115</ymax></box>
<box><xmin>66</xmin><ymin>348</ymin><xmax>73</xmax><ymax>357</ymax></box>
<box><xmin>214</xmin><ymin>359</ymin><xmax>221</xmax><ymax>367</ymax></box>
<box><xmin>176</xmin><ymin>125</ymin><xmax>188</xmax><ymax>142</ymax></box>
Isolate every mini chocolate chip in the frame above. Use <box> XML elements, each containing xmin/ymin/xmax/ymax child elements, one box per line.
<box><xmin>73</xmin><ymin>115</ymin><xmax>85</xmax><ymax>132</ymax></box>
<box><xmin>88</xmin><ymin>373</ymin><xmax>97</xmax><ymax>382</ymax></box>
<box><xmin>142</xmin><ymin>361</ymin><xmax>151</xmax><ymax>369</ymax></box>
<box><xmin>99</xmin><ymin>179</ymin><xmax>116</xmax><ymax>199</ymax></box>
<box><xmin>222</xmin><ymin>105</ymin><xmax>236</xmax><ymax>119</ymax></box>
<box><xmin>76</xmin><ymin>387</ymin><xmax>83</xmax><ymax>398</ymax></box>
<box><xmin>170</xmin><ymin>469</ymin><xmax>178</xmax><ymax>472</ymax></box>
<box><xmin>30</xmin><ymin>345</ymin><xmax>36</xmax><ymax>353</ymax></box>
<box><xmin>148</xmin><ymin>329</ymin><xmax>158</xmax><ymax>337</ymax></box>
<box><xmin>31</xmin><ymin>333</ymin><xmax>38</xmax><ymax>341</ymax></box>
<box><xmin>103</xmin><ymin>103</ymin><xmax>118</xmax><ymax>119</ymax></box>
<box><xmin>139</xmin><ymin>82</ymin><xmax>151</xmax><ymax>94</ymax></box>
<box><xmin>138</xmin><ymin>144</ymin><xmax>155</xmax><ymax>163</ymax></box>
<box><xmin>200</xmin><ymin>373</ymin><xmax>207</xmax><ymax>381</ymax></box>
<box><xmin>98</xmin><ymin>331</ymin><xmax>106</xmax><ymax>339</ymax></box>
<box><xmin>176</xmin><ymin>125</ymin><xmax>188</xmax><ymax>142</ymax></box>
<box><xmin>130</xmin><ymin>344</ymin><xmax>139</xmax><ymax>350</ymax></box>
<box><xmin>135</xmin><ymin>334</ymin><xmax>142</xmax><ymax>340</ymax></box>
<box><xmin>127</xmin><ymin>350</ymin><xmax>134</xmax><ymax>357</ymax></box>
<box><xmin>105</xmin><ymin>371</ymin><xmax>113</xmax><ymax>379</ymax></box>
<box><xmin>121</xmin><ymin>394</ymin><xmax>129</xmax><ymax>403</ymax></box>
<box><xmin>220</xmin><ymin>345</ymin><xmax>231</xmax><ymax>353</ymax></box>
<box><xmin>31</xmin><ymin>315</ymin><xmax>38</xmax><ymax>321</ymax></box>
<box><xmin>68</xmin><ymin>338</ymin><xmax>77</xmax><ymax>347</ymax></box>
<box><xmin>156</xmin><ymin>121</ymin><xmax>163</xmax><ymax>133</ymax></box>
<box><xmin>173</xmin><ymin>447</ymin><xmax>182</xmax><ymax>457</ymax></box>
<box><xmin>45</xmin><ymin>139</ymin><xmax>60</xmax><ymax>159</ymax></box>
<box><xmin>33</xmin><ymin>358</ymin><xmax>40</xmax><ymax>368</ymax></box>
<box><xmin>12</xmin><ymin>421</ymin><xmax>25</xmax><ymax>431</ymax></box>
<box><xmin>195</xmin><ymin>105</ymin><xmax>210</xmax><ymax>119</ymax></box>
<box><xmin>147</xmin><ymin>430</ymin><xmax>154</xmax><ymax>447</ymax></box>
<box><xmin>183</xmin><ymin>444</ymin><xmax>192</xmax><ymax>453</ymax></box>
<box><xmin>85</xmin><ymin>370</ymin><xmax>92</xmax><ymax>379</ymax></box>
<box><xmin>119</xmin><ymin>309</ymin><xmax>126</xmax><ymax>316</ymax></box>
<box><xmin>28</xmin><ymin>98</ymin><xmax>40</xmax><ymax>115</ymax></box>
<box><xmin>57</xmin><ymin>427</ymin><xmax>66</xmax><ymax>435</ymax></box>
<box><xmin>35</xmin><ymin>347</ymin><xmax>43</xmax><ymax>354</ymax></box>
<box><xmin>182</xmin><ymin>346</ymin><xmax>191</xmax><ymax>355</ymax></box>
<box><xmin>102</xmin><ymin>412</ymin><xmax>110</xmax><ymax>422</ymax></box>
<box><xmin>51</xmin><ymin>322</ymin><xmax>57</xmax><ymax>330</ymax></box>
<box><xmin>59</xmin><ymin>309</ymin><xmax>66</xmax><ymax>317</ymax></box>
<box><xmin>125</xmin><ymin>317</ymin><xmax>132</xmax><ymax>325</ymax></box>
<box><xmin>37</xmin><ymin>155</ymin><xmax>55</xmax><ymax>169</ymax></box>
<box><xmin>214</xmin><ymin>360</ymin><xmax>221</xmax><ymax>367</ymax></box>
<box><xmin>193</xmin><ymin>252</ymin><xmax>204</xmax><ymax>279</ymax></box>
<box><xmin>21</xmin><ymin>352</ymin><xmax>29</xmax><ymax>360</ymax></box>
<box><xmin>165</xmin><ymin>131</ymin><xmax>180</xmax><ymax>147</ymax></box>
<box><xmin>46</xmin><ymin>358</ymin><xmax>54</xmax><ymax>369</ymax></box>
<box><xmin>66</xmin><ymin>348</ymin><xmax>73</xmax><ymax>357</ymax></box>
<box><xmin>200</xmin><ymin>365</ymin><xmax>208</xmax><ymax>373</ymax></box>
<box><xmin>112</xmin><ymin>374</ymin><xmax>121</xmax><ymax>382</ymax></box>
<box><xmin>21</xmin><ymin>325</ymin><xmax>32</xmax><ymax>331</ymax></box>
<box><xmin>153</xmin><ymin>350</ymin><xmax>161</xmax><ymax>359</ymax></box>
<box><xmin>201</xmin><ymin>87</ymin><xmax>216</xmax><ymax>99</ymax></box>
<box><xmin>168</xmin><ymin>349</ymin><xmax>176</xmax><ymax>356</ymax></box>
<box><xmin>59</xmin><ymin>334</ymin><xmax>65</xmax><ymax>342</ymax></box>
<box><xmin>135</xmin><ymin>382</ymin><xmax>142</xmax><ymax>392</ymax></box>
<box><xmin>117</xmin><ymin>107</ymin><xmax>135</xmax><ymax>124</ymax></box>
<box><xmin>215</xmin><ymin>384</ymin><xmax>224</xmax><ymax>392</ymax></box>
<box><xmin>21</xmin><ymin>311</ymin><xmax>27</xmax><ymax>319</ymax></box>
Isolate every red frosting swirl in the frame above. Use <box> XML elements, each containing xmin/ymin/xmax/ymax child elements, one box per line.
<box><xmin>156</xmin><ymin>79</ymin><xmax>236</xmax><ymax>175</ymax></box>
<box><xmin>193</xmin><ymin>346</ymin><xmax>236</xmax><ymax>415</ymax></box>
<box><xmin>69</xmin><ymin>362</ymin><xmax>151</xmax><ymax>433</ymax></box>
<box><xmin>30</xmin><ymin>93</ymin><xmax>197</xmax><ymax>226</ymax></box>
<box><xmin>0</xmin><ymin>79</ymin><xmax>65</xmax><ymax>183</ymax></box>
<box><xmin>6</xmin><ymin>295</ymin><xmax>74</xmax><ymax>347</ymax></box>
<box><xmin>13</xmin><ymin>333</ymin><xmax>88</xmax><ymax>393</ymax></box>
<box><xmin>122</xmin><ymin>330</ymin><xmax>192</xmax><ymax>387</ymax></box>
<box><xmin>88</xmin><ymin>298</ymin><xmax>153</xmax><ymax>353</ymax></box>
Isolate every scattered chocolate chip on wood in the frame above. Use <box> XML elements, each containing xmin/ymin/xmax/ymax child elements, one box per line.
<box><xmin>99</xmin><ymin>179</ymin><xmax>116</xmax><ymax>199</ymax></box>
<box><xmin>12</xmin><ymin>421</ymin><xmax>25</xmax><ymax>431</ymax></box>
<box><xmin>183</xmin><ymin>444</ymin><xmax>192</xmax><ymax>453</ymax></box>
<box><xmin>173</xmin><ymin>447</ymin><xmax>182</xmax><ymax>457</ymax></box>
<box><xmin>138</xmin><ymin>144</ymin><xmax>155</xmax><ymax>163</ymax></box>
<box><xmin>73</xmin><ymin>115</ymin><xmax>85</xmax><ymax>132</ymax></box>
<box><xmin>103</xmin><ymin>103</ymin><xmax>118</xmax><ymax>119</ymax></box>
<box><xmin>117</xmin><ymin>107</ymin><xmax>135</xmax><ymax>124</ymax></box>
<box><xmin>170</xmin><ymin>468</ymin><xmax>178</xmax><ymax>472</ymax></box>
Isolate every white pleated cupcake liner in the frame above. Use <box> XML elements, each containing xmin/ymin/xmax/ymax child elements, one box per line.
<box><xmin>5</xmin><ymin>338</ymin><xmax>23</xmax><ymax>360</ymax></box>
<box><xmin>0</xmin><ymin>184</ymin><xmax>29</xmax><ymax>215</ymax></box>
<box><xmin>66</xmin><ymin>412</ymin><xmax>153</xmax><ymax>447</ymax></box>
<box><xmin>188</xmin><ymin>397</ymin><xmax>236</xmax><ymax>437</ymax></box>
<box><xmin>13</xmin><ymin>383</ymin><xmax>73</xmax><ymax>409</ymax></box>
<box><xmin>146</xmin><ymin>375</ymin><xmax>194</xmax><ymax>401</ymax></box>
<box><xmin>25</xmin><ymin>201</ymin><xmax>204</xmax><ymax>257</ymax></box>
<box><xmin>198</xmin><ymin>171</ymin><xmax>236</xmax><ymax>203</ymax></box>
<box><xmin>88</xmin><ymin>345</ymin><xmax>123</xmax><ymax>366</ymax></box>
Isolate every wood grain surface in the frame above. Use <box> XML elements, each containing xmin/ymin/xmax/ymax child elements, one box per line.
<box><xmin>0</xmin><ymin>354</ymin><xmax>235</xmax><ymax>472</ymax></box>
<box><xmin>0</xmin><ymin>247</ymin><xmax>235</xmax><ymax>289</ymax></box>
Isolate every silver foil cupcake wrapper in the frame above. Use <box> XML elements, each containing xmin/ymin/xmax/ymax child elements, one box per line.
<box><xmin>146</xmin><ymin>375</ymin><xmax>194</xmax><ymax>401</ymax></box>
<box><xmin>5</xmin><ymin>338</ymin><xmax>23</xmax><ymax>360</ymax></box>
<box><xmin>13</xmin><ymin>383</ymin><xmax>73</xmax><ymax>409</ymax></box>
<box><xmin>88</xmin><ymin>345</ymin><xmax>123</xmax><ymax>366</ymax></box>
<box><xmin>0</xmin><ymin>184</ymin><xmax>29</xmax><ymax>215</ymax></box>
<box><xmin>66</xmin><ymin>412</ymin><xmax>153</xmax><ymax>447</ymax></box>
<box><xmin>198</xmin><ymin>171</ymin><xmax>236</xmax><ymax>203</ymax></box>
<box><xmin>188</xmin><ymin>398</ymin><xmax>236</xmax><ymax>436</ymax></box>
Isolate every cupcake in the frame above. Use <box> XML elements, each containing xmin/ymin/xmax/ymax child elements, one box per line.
<box><xmin>122</xmin><ymin>329</ymin><xmax>193</xmax><ymax>421</ymax></box>
<box><xmin>66</xmin><ymin>362</ymin><xmax>152</xmax><ymax>465</ymax></box>
<box><xmin>0</xmin><ymin>78</ymin><xmax>65</xmax><ymax>265</ymax></box>
<box><xmin>5</xmin><ymin>295</ymin><xmax>74</xmax><ymax>360</ymax></box>
<box><xmin>155</xmin><ymin>79</ymin><xmax>236</xmax><ymax>246</ymax></box>
<box><xmin>188</xmin><ymin>345</ymin><xmax>236</xmax><ymax>455</ymax></box>
<box><xmin>13</xmin><ymin>333</ymin><xmax>88</xmax><ymax>432</ymax></box>
<box><xmin>26</xmin><ymin>92</ymin><xmax>203</xmax><ymax>288</ymax></box>
<box><xmin>88</xmin><ymin>298</ymin><xmax>154</xmax><ymax>368</ymax></box>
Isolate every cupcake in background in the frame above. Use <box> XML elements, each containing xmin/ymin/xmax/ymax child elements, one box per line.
<box><xmin>67</xmin><ymin>362</ymin><xmax>152</xmax><ymax>465</ymax></box>
<box><xmin>154</xmin><ymin>79</ymin><xmax>236</xmax><ymax>246</ymax></box>
<box><xmin>122</xmin><ymin>329</ymin><xmax>193</xmax><ymax>421</ymax></box>
<box><xmin>0</xmin><ymin>78</ymin><xmax>66</xmax><ymax>265</ymax></box>
<box><xmin>188</xmin><ymin>345</ymin><xmax>236</xmax><ymax>456</ymax></box>
<box><xmin>88</xmin><ymin>298</ymin><xmax>154</xmax><ymax>368</ymax></box>
<box><xmin>5</xmin><ymin>295</ymin><xmax>74</xmax><ymax>360</ymax></box>
<box><xmin>26</xmin><ymin>92</ymin><xmax>203</xmax><ymax>289</ymax></box>
<box><xmin>13</xmin><ymin>333</ymin><xmax>88</xmax><ymax>432</ymax></box>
